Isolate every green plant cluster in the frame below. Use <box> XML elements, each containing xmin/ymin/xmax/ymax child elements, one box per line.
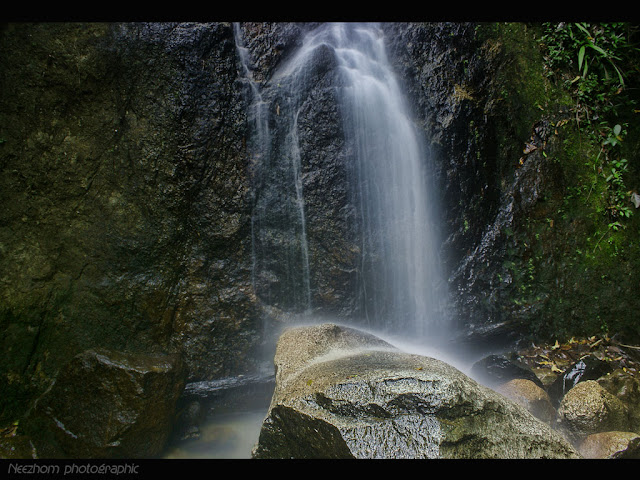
<box><xmin>529</xmin><ymin>22</ymin><xmax>640</xmax><ymax>340</ymax></box>
<box><xmin>541</xmin><ymin>23</ymin><xmax>634</xmax><ymax>87</ymax></box>
<box><xmin>540</xmin><ymin>23</ymin><xmax>639</xmax><ymax>229</ymax></box>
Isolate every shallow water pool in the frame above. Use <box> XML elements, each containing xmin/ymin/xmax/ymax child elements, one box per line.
<box><xmin>163</xmin><ymin>409</ymin><xmax>268</xmax><ymax>459</ymax></box>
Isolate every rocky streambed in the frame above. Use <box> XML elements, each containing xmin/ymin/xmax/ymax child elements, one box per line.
<box><xmin>478</xmin><ymin>333</ymin><xmax>640</xmax><ymax>458</ymax></box>
<box><xmin>250</xmin><ymin>323</ymin><xmax>640</xmax><ymax>459</ymax></box>
<box><xmin>2</xmin><ymin>323</ymin><xmax>638</xmax><ymax>460</ymax></box>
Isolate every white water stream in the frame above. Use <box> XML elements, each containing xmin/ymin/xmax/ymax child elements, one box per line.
<box><xmin>251</xmin><ymin>22</ymin><xmax>448</xmax><ymax>341</ymax></box>
<box><xmin>335</xmin><ymin>23</ymin><xmax>444</xmax><ymax>339</ymax></box>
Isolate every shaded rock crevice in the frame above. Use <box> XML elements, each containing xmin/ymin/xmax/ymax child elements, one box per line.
<box><xmin>20</xmin><ymin>348</ymin><xmax>187</xmax><ymax>458</ymax></box>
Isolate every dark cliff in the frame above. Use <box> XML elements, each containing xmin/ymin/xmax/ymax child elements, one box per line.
<box><xmin>0</xmin><ymin>22</ymin><xmax>261</xmax><ymax>425</ymax></box>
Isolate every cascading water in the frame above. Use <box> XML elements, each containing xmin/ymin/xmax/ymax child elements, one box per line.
<box><xmin>236</xmin><ymin>25</ymin><xmax>313</xmax><ymax>315</ymax></box>
<box><xmin>332</xmin><ymin>24</ymin><xmax>445</xmax><ymax>340</ymax></box>
<box><xmin>240</xmin><ymin>22</ymin><xmax>448</xmax><ymax>345</ymax></box>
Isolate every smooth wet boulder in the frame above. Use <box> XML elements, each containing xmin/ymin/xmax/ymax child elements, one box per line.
<box><xmin>578</xmin><ymin>431</ymin><xmax>640</xmax><ymax>459</ymax></box>
<box><xmin>471</xmin><ymin>353</ymin><xmax>545</xmax><ymax>389</ymax></box>
<box><xmin>496</xmin><ymin>378</ymin><xmax>556</xmax><ymax>425</ymax></box>
<box><xmin>252</xmin><ymin>323</ymin><xmax>579</xmax><ymax>459</ymax></box>
<box><xmin>548</xmin><ymin>355</ymin><xmax>614</xmax><ymax>408</ymax></box>
<box><xmin>22</xmin><ymin>348</ymin><xmax>187</xmax><ymax>458</ymax></box>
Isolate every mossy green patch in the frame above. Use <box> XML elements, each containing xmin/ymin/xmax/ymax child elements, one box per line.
<box><xmin>475</xmin><ymin>22</ymin><xmax>640</xmax><ymax>343</ymax></box>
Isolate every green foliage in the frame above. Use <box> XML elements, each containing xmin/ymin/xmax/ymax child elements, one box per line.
<box><xmin>541</xmin><ymin>23</ymin><xmax>638</xmax><ymax>121</ymax></box>
<box><xmin>574</xmin><ymin>23</ymin><xmax>626</xmax><ymax>85</ymax></box>
<box><xmin>494</xmin><ymin>23</ymin><xmax>640</xmax><ymax>342</ymax></box>
<box><xmin>600</xmin><ymin>122</ymin><xmax>634</xmax><ymax>221</ymax></box>
<box><xmin>540</xmin><ymin>23</ymin><xmax>639</xmax><ymax>227</ymax></box>
<box><xmin>541</xmin><ymin>23</ymin><xmax>636</xmax><ymax>84</ymax></box>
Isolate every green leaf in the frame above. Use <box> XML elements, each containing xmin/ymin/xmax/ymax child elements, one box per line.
<box><xmin>575</xmin><ymin>23</ymin><xmax>591</xmax><ymax>37</ymax></box>
<box><xmin>613</xmin><ymin>124</ymin><xmax>622</xmax><ymax>136</ymax></box>
<box><xmin>611</xmin><ymin>62</ymin><xmax>625</xmax><ymax>85</ymax></box>
<box><xmin>578</xmin><ymin>45</ymin><xmax>585</xmax><ymax>71</ymax></box>
<box><xmin>588</xmin><ymin>43</ymin><xmax>608</xmax><ymax>57</ymax></box>
<box><xmin>583</xmin><ymin>57</ymin><xmax>589</xmax><ymax>77</ymax></box>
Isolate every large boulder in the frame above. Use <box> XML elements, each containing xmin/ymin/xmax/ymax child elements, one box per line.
<box><xmin>252</xmin><ymin>323</ymin><xmax>579</xmax><ymax>459</ymax></box>
<box><xmin>22</xmin><ymin>348</ymin><xmax>187</xmax><ymax>458</ymax></box>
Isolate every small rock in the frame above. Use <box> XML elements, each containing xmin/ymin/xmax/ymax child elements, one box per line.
<box><xmin>597</xmin><ymin>369</ymin><xmax>640</xmax><ymax>433</ymax></box>
<box><xmin>579</xmin><ymin>431</ymin><xmax>640</xmax><ymax>459</ymax></box>
<box><xmin>557</xmin><ymin>380</ymin><xmax>629</xmax><ymax>443</ymax></box>
<box><xmin>22</xmin><ymin>348</ymin><xmax>187</xmax><ymax>458</ymax></box>
<box><xmin>496</xmin><ymin>378</ymin><xmax>556</xmax><ymax>424</ymax></box>
<box><xmin>548</xmin><ymin>355</ymin><xmax>614</xmax><ymax>407</ymax></box>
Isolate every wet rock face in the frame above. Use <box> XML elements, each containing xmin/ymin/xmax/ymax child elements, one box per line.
<box><xmin>382</xmin><ymin>23</ymin><xmax>507</xmax><ymax>275</ymax></box>
<box><xmin>104</xmin><ymin>22</ymin><xmax>262</xmax><ymax>381</ymax></box>
<box><xmin>0</xmin><ymin>22</ymin><xmax>260</xmax><ymax>424</ymax></box>
<box><xmin>234</xmin><ymin>23</ymin><xmax>320</xmax><ymax>85</ymax></box>
<box><xmin>22</xmin><ymin>349</ymin><xmax>187</xmax><ymax>458</ymax></box>
<box><xmin>253</xmin><ymin>323</ymin><xmax>579</xmax><ymax>459</ymax></box>
<box><xmin>238</xmin><ymin>22</ymin><xmax>502</xmax><ymax>330</ymax></box>
<box><xmin>242</xmin><ymin>24</ymin><xmax>357</xmax><ymax>316</ymax></box>
<box><xmin>381</xmin><ymin>24</ymin><xmax>569</xmax><ymax>346</ymax></box>
<box><xmin>1</xmin><ymin>22</ymin><xmax>534</xmax><ymax>427</ymax></box>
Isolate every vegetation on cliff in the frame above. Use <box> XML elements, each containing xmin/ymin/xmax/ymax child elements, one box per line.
<box><xmin>479</xmin><ymin>22</ymin><xmax>640</xmax><ymax>343</ymax></box>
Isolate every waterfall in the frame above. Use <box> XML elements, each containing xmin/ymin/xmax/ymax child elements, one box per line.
<box><xmin>233</xmin><ymin>24</ymin><xmax>269</xmax><ymax>298</ymax></box>
<box><xmin>234</xmin><ymin>23</ymin><xmax>313</xmax><ymax>314</ymax></box>
<box><xmin>336</xmin><ymin>23</ymin><xmax>445</xmax><ymax>340</ymax></box>
<box><xmin>237</xmin><ymin>23</ymin><xmax>447</xmax><ymax>343</ymax></box>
